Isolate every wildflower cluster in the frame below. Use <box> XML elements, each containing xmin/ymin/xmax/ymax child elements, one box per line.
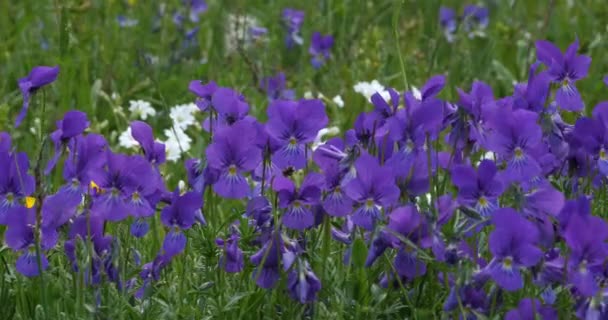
<box><xmin>6</xmin><ymin>4</ymin><xmax>608</xmax><ymax>319</ymax></box>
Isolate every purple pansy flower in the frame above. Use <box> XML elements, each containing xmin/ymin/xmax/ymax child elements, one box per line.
<box><xmin>160</xmin><ymin>188</ymin><xmax>204</xmax><ymax>257</ymax></box>
<box><xmin>535</xmin><ymin>39</ymin><xmax>591</xmax><ymax>111</ymax></box>
<box><xmin>287</xmin><ymin>262</ymin><xmax>322</xmax><ymax>303</ymax></box>
<box><xmin>46</xmin><ymin>110</ymin><xmax>90</xmax><ymax>174</ymax></box>
<box><xmin>265</xmin><ymin>99</ymin><xmax>328</xmax><ymax>170</ymax></box>
<box><xmin>439</xmin><ymin>7</ymin><xmax>457</xmax><ymax>42</ymax></box>
<box><xmin>60</xmin><ymin>133</ymin><xmax>107</xmax><ymax>201</ymax></box>
<box><xmin>463</xmin><ymin>4</ymin><xmax>489</xmax><ymax>31</ymax></box>
<box><xmin>5</xmin><ymin>206</ymin><xmax>55</xmax><ymax>277</ymax></box>
<box><xmin>259</xmin><ymin>72</ymin><xmax>295</xmax><ymax>101</ymax></box>
<box><xmin>572</xmin><ymin>102</ymin><xmax>608</xmax><ymax>176</ymax></box>
<box><xmin>250</xmin><ymin>233</ymin><xmax>285</xmax><ymax>289</ymax></box>
<box><xmin>505</xmin><ymin>298</ymin><xmax>557</xmax><ymax>320</ymax></box>
<box><xmin>343</xmin><ymin>152</ymin><xmax>399</xmax><ymax>230</ymax></box>
<box><xmin>386</xmin><ymin>205</ymin><xmax>432</xmax><ymax>279</ymax></box>
<box><xmin>309</xmin><ymin>32</ymin><xmax>333</xmax><ymax>69</ymax></box>
<box><xmin>206</xmin><ymin>120</ymin><xmax>261</xmax><ymax>199</ymax></box>
<box><xmin>0</xmin><ymin>132</ymin><xmax>11</xmax><ymax>152</ymax></box>
<box><xmin>451</xmin><ymin>159</ymin><xmax>503</xmax><ymax>216</ymax></box>
<box><xmin>90</xmin><ymin>152</ymin><xmax>160</xmax><ymax>222</ymax></box>
<box><xmin>16</xmin><ymin>65</ymin><xmax>60</xmax><ymax>127</ymax></box>
<box><xmin>189</xmin><ymin>80</ymin><xmax>218</xmax><ymax>111</ymax></box>
<box><xmin>130</xmin><ymin>121</ymin><xmax>166</xmax><ymax>166</ymax></box>
<box><xmin>0</xmin><ymin>151</ymin><xmax>35</xmax><ymax>225</ymax></box>
<box><xmin>486</xmin><ymin>108</ymin><xmax>543</xmax><ymax>184</ymax></box>
<box><xmin>320</xmin><ymin>162</ymin><xmax>353</xmax><ymax>217</ymax></box>
<box><xmin>273</xmin><ymin>174</ymin><xmax>323</xmax><ymax>230</ymax></box>
<box><xmin>188</xmin><ymin>0</ymin><xmax>207</xmax><ymax>23</ymax></box>
<box><xmin>563</xmin><ymin>213</ymin><xmax>608</xmax><ymax>297</ymax></box>
<box><xmin>216</xmin><ymin>231</ymin><xmax>244</xmax><ymax>273</ymax></box>
<box><xmin>282</xmin><ymin>8</ymin><xmax>305</xmax><ymax>48</ymax></box>
<box><xmin>485</xmin><ymin>208</ymin><xmax>542</xmax><ymax>291</ymax></box>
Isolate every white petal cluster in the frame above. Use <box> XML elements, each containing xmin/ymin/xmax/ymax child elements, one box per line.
<box><xmin>128</xmin><ymin>100</ymin><xmax>156</xmax><ymax>120</ymax></box>
<box><xmin>353</xmin><ymin>80</ymin><xmax>391</xmax><ymax>102</ymax></box>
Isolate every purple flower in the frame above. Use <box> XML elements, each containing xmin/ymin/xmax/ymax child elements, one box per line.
<box><xmin>0</xmin><ymin>151</ymin><xmax>35</xmax><ymax>225</ymax></box>
<box><xmin>505</xmin><ymin>298</ymin><xmax>557</xmax><ymax>320</ymax></box>
<box><xmin>5</xmin><ymin>206</ymin><xmax>55</xmax><ymax>277</ymax></box>
<box><xmin>117</xmin><ymin>15</ymin><xmax>138</xmax><ymax>28</ymax></box>
<box><xmin>485</xmin><ymin>208</ymin><xmax>542</xmax><ymax>291</ymax></box>
<box><xmin>206</xmin><ymin>120</ymin><xmax>261</xmax><ymax>199</ymax></box>
<box><xmin>61</xmin><ymin>133</ymin><xmax>107</xmax><ymax>199</ymax></box>
<box><xmin>188</xmin><ymin>80</ymin><xmax>217</xmax><ymax>111</ymax></box>
<box><xmin>309</xmin><ymin>32</ymin><xmax>333</xmax><ymax>69</ymax></box>
<box><xmin>439</xmin><ymin>7</ymin><xmax>457</xmax><ymax>42</ymax></box>
<box><xmin>320</xmin><ymin>162</ymin><xmax>353</xmax><ymax>217</ymax></box>
<box><xmin>343</xmin><ymin>152</ymin><xmax>399</xmax><ymax>230</ymax></box>
<box><xmin>185</xmin><ymin>158</ymin><xmax>217</xmax><ymax>193</ymax></box>
<box><xmin>204</xmin><ymin>87</ymin><xmax>251</xmax><ymax>130</ymax></box>
<box><xmin>259</xmin><ymin>72</ymin><xmax>295</xmax><ymax>101</ymax></box>
<box><xmin>265</xmin><ymin>99</ymin><xmax>328</xmax><ymax>170</ymax></box>
<box><xmin>287</xmin><ymin>262</ymin><xmax>322</xmax><ymax>303</ymax></box>
<box><xmin>535</xmin><ymin>39</ymin><xmax>591</xmax><ymax>111</ymax></box>
<box><xmin>0</xmin><ymin>132</ymin><xmax>11</xmax><ymax>152</ymax></box>
<box><xmin>563</xmin><ymin>213</ymin><xmax>608</xmax><ymax>297</ymax></box>
<box><xmin>463</xmin><ymin>4</ymin><xmax>489</xmax><ymax>31</ymax></box>
<box><xmin>130</xmin><ymin>121</ymin><xmax>166</xmax><ymax>166</ymax></box>
<box><xmin>485</xmin><ymin>108</ymin><xmax>543</xmax><ymax>184</ymax></box>
<box><xmin>46</xmin><ymin>110</ymin><xmax>90</xmax><ymax>174</ymax></box>
<box><xmin>250</xmin><ymin>233</ymin><xmax>283</xmax><ymax>289</ymax></box>
<box><xmin>188</xmin><ymin>0</ymin><xmax>207</xmax><ymax>23</ymax></box>
<box><xmin>451</xmin><ymin>160</ymin><xmax>503</xmax><ymax>216</ymax></box>
<box><xmin>90</xmin><ymin>152</ymin><xmax>161</xmax><ymax>221</ymax></box>
<box><xmin>386</xmin><ymin>205</ymin><xmax>432</xmax><ymax>279</ymax></box>
<box><xmin>571</xmin><ymin>102</ymin><xmax>608</xmax><ymax>176</ymax></box>
<box><xmin>216</xmin><ymin>232</ymin><xmax>244</xmax><ymax>273</ymax></box>
<box><xmin>249</xmin><ymin>26</ymin><xmax>268</xmax><ymax>40</ymax></box>
<box><xmin>16</xmin><ymin>65</ymin><xmax>60</xmax><ymax>127</ymax></box>
<box><xmin>274</xmin><ymin>174</ymin><xmax>323</xmax><ymax>231</ymax></box>
<box><xmin>160</xmin><ymin>189</ymin><xmax>204</xmax><ymax>257</ymax></box>
<box><xmin>513</xmin><ymin>62</ymin><xmax>551</xmax><ymax>113</ymax></box>
<box><xmin>245</xmin><ymin>196</ymin><xmax>273</xmax><ymax>228</ymax></box>
<box><xmin>282</xmin><ymin>8</ymin><xmax>305</xmax><ymax>48</ymax></box>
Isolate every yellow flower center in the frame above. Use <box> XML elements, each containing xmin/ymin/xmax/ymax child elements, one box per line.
<box><xmin>514</xmin><ymin>147</ymin><xmax>523</xmax><ymax>158</ymax></box>
<box><xmin>601</xmin><ymin>149</ymin><xmax>607</xmax><ymax>160</ymax></box>
<box><xmin>25</xmin><ymin>197</ymin><xmax>36</xmax><ymax>209</ymax></box>
<box><xmin>90</xmin><ymin>181</ymin><xmax>102</xmax><ymax>193</ymax></box>
<box><xmin>289</xmin><ymin>137</ymin><xmax>297</xmax><ymax>146</ymax></box>
<box><xmin>365</xmin><ymin>198</ymin><xmax>375</xmax><ymax>208</ymax></box>
<box><xmin>228</xmin><ymin>165</ymin><xmax>237</xmax><ymax>176</ymax></box>
<box><xmin>478</xmin><ymin>196</ymin><xmax>488</xmax><ymax>207</ymax></box>
<box><xmin>503</xmin><ymin>256</ymin><xmax>513</xmax><ymax>269</ymax></box>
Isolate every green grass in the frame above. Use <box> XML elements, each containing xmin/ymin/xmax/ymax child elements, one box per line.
<box><xmin>1</xmin><ymin>0</ymin><xmax>608</xmax><ymax>319</ymax></box>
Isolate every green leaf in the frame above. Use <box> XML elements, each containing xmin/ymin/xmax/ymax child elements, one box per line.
<box><xmin>351</xmin><ymin>237</ymin><xmax>368</xmax><ymax>269</ymax></box>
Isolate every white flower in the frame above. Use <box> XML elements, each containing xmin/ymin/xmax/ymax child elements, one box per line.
<box><xmin>312</xmin><ymin>126</ymin><xmax>340</xmax><ymax>151</ymax></box>
<box><xmin>353</xmin><ymin>80</ymin><xmax>391</xmax><ymax>102</ymax></box>
<box><xmin>225</xmin><ymin>14</ymin><xmax>263</xmax><ymax>54</ymax></box>
<box><xmin>128</xmin><ymin>100</ymin><xmax>156</xmax><ymax>120</ymax></box>
<box><xmin>163</xmin><ymin>128</ymin><xmax>192</xmax><ymax>162</ymax></box>
<box><xmin>119</xmin><ymin>127</ymin><xmax>139</xmax><ymax>149</ymax></box>
<box><xmin>178</xmin><ymin>180</ymin><xmax>186</xmax><ymax>192</ymax></box>
<box><xmin>170</xmin><ymin>103</ymin><xmax>199</xmax><ymax>130</ymax></box>
<box><xmin>332</xmin><ymin>95</ymin><xmax>344</xmax><ymax>108</ymax></box>
<box><xmin>303</xmin><ymin>91</ymin><xmax>314</xmax><ymax>99</ymax></box>
<box><xmin>411</xmin><ymin>86</ymin><xmax>422</xmax><ymax>101</ymax></box>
